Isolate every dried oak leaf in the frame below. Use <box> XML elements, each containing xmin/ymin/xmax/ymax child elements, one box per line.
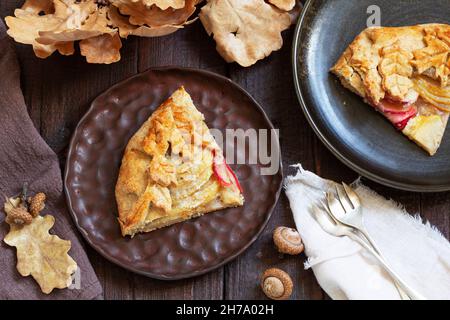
<box><xmin>21</xmin><ymin>0</ymin><xmax>55</xmax><ymax>15</ymax></box>
<box><xmin>37</xmin><ymin>2</ymin><xmax>116</xmax><ymax>44</ymax></box>
<box><xmin>53</xmin><ymin>0</ymin><xmax>97</xmax><ymax>19</ymax></box>
<box><xmin>268</xmin><ymin>0</ymin><xmax>295</xmax><ymax>11</ymax></box>
<box><xmin>4</xmin><ymin>215</ymin><xmax>78</xmax><ymax>294</ymax></box>
<box><xmin>268</xmin><ymin>0</ymin><xmax>303</xmax><ymax>25</ymax></box>
<box><xmin>5</xmin><ymin>0</ymin><xmax>101</xmax><ymax>58</ymax></box>
<box><xmin>4</xmin><ymin>197</ymin><xmax>21</xmax><ymax>215</ymax></box>
<box><xmin>5</xmin><ymin>9</ymin><xmax>66</xmax><ymax>58</ymax></box>
<box><xmin>108</xmin><ymin>5</ymin><xmax>191</xmax><ymax>38</ymax></box>
<box><xmin>55</xmin><ymin>41</ymin><xmax>75</xmax><ymax>55</ymax></box>
<box><xmin>80</xmin><ymin>33</ymin><xmax>122</xmax><ymax>64</ymax></box>
<box><xmin>286</xmin><ymin>0</ymin><xmax>303</xmax><ymax>25</ymax></box>
<box><xmin>129</xmin><ymin>0</ymin><xmax>186</xmax><ymax>10</ymax></box>
<box><xmin>111</xmin><ymin>0</ymin><xmax>199</xmax><ymax>27</ymax></box>
<box><xmin>199</xmin><ymin>0</ymin><xmax>291</xmax><ymax>67</ymax></box>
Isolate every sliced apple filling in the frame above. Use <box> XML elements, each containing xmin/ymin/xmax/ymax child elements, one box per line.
<box><xmin>331</xmin><ymin>24</ymin><xmax>450</xmax><ymax>155</ymax></box>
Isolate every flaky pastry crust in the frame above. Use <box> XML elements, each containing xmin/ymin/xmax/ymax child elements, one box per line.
<box><xmin>115</xmin><ymin>87</ymin><xmax>244</xmax><ymax>237</ymax></box>
<box><xmin>331</xmin><ymin>24</ymin><xmax>450</xmax><ymax>155</ymax></box>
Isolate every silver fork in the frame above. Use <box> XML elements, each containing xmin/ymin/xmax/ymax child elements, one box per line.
<box><xmin>313</xmin><ymin>203</ymin><xmax>410</xmax><ymax>300</ymax></box>
<box><xmin>326</xmin><ymin>183</ymin><xmax>426</xmax><ymax>300</ymax></box>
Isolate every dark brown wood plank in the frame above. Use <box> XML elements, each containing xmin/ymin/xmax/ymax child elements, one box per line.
<box><xmin>421</xmin><ymin>192</ymin><xmax>450</xmax><ymax>240</ymax></box>
<box><xmin>132</xmin><ymin>21</ymin><xmax>226</xmax><ymax>300</ymax></box>
<box><xmin>137</xmin><ymin>22</ymin><xmax>226</xmax><ymax>74</ymax></box>
<box><xmin>87</xmin><ymin>247</ymin><xmax>135</xmax><ymax>300</ymax></box>
<box><xmin>225</xmin><ymin>28</ymin><xmax>323</xmax><ymax>300</ymax></box>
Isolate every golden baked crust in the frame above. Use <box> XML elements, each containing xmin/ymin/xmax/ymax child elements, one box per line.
<box><xmin>115</xmin><ymin>87</ymin><xmax>244</xmax><ymax>237</ymax></box>
<box><xmin>331</xmin><ymin>24</ymin><xmax>450</xmax><ymax>156</ymax></box>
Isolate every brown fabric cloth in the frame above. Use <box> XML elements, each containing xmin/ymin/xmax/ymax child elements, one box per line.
<box><xmin>0</xmin><ymin>21</ymin><xmax>103</xmax><ymax>299</ymax></box>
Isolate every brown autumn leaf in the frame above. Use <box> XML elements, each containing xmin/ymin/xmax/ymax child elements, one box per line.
<box><xmin>6</xmin><ymin>0</ymin><xmax>102</xmax><ymax>58</ymax></box>
<box><xmin>129</xmin><ymin>0</ymin><xmax>185</xmax><ymax>10</ymax></box>
<box><xmin>37</xmin><ymin>3</ymin><xmax>116</xmax><ymax>44</ymax></box>
<box><xmin>108</xmin><ymin>5</ymin><xmax>191</xmax><ymax>38</ymax></box>
<box><xmin>285</xmin><ymin>0</ymin><xmax>303</xmax><ymax>24</ymax></box>
<box><xmin>21</xmin><ymin>0</ymin><xmax>55</xmax><ymax>14</ymax></box>
<box><xmin>4</xmin><ymin>197</ymin><xmax>21</xmax><ymax>215</ymax></box>
<box><xmin>55</xmin><ymin>41</ymin><xmax>75</xmax><ymax>55</ymax></box>
<box><xmin>4</xmin><ymin>214</ymin><xmax>78</xmax><ymax>294</ymax></box>
<box><xmin>111</xmin><ymin>0</ymin><xmax>199</xmax><ymax>27</ymax></box>
<box><xmin>80</xmin><ymin>33</ymin><xmax>122</xmax><ymax>64</ymax></box>
<box><xmin>5</xmin><ymin>0</ymin><xmax>202</xmax><ymax>63</ymax></box>
<box><xmin>199</xmin><ymin>0</ymin><xmax>291</xmax><ymax>67</ymax></box>
<box><xmin>52</xmin><ymin>0</ymin><xmax>97</xmax><ymax>19</ymax></box>
<box><xmin>268</xmin><ymin>0</ymin><xmax>295</xmax><ymax>11</ymax></box>
<box><xmin>5</xmin><ymin>9</ymin><xmax>66</xmax><ymax>58</ymax></box>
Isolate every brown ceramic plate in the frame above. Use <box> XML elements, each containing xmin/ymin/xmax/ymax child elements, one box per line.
<box><xmin>64</xmin><ymin>67</ymin><xmax>283</xmax><ymax>280</ymax></box>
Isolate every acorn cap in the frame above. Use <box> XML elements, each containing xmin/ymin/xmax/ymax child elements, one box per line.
<box><xmin>273</xmin><ymin>226</ymin><xmax>304</xmax><ymax>255</ymax></box>
<box><xmin>28</xmin><ymin>193</ymin><xmax>46</xmax><ymax>217</ymax></box>
<box><xmin>261</xmin><ymin>268</ymin><xmax>293</xmax><ymax>300</ymax></box>
<box><xmin>6</xmin><ymin>207</ymin><xmax>33</xmax><ymax>226</ymax></box>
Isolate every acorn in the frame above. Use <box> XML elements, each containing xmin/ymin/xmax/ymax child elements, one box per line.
<box><xmin>261</xmin><ymin>268</ymin><xmax>293</xmax><ymax>300</ymax></box>
<box><xmin>6</xmin><ymin>207</ymin><xmax>33</xmax><ymax>226</ymax></box>
<box><xmin>28</xmin><ymin>193</ymin><xmax>46</xmax><ymax>217</ymax></box>
<box><xmin>273</xmin><ymin>226</ymin><xmax>304</xmax><ymax>255</ymax></box>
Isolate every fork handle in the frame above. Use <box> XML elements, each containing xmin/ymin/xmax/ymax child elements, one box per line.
<box><xmin>345</xmin><ymin>232</ymin><xmax>410</xmax><ymax>300</ymax></box>
<box><xmin>354</xmin><ymin>229</ymin><xmax>426</xmax><ymax>300</ymax></box>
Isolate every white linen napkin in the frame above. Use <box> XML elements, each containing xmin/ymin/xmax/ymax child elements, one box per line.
<box><xmin>284</xmin><ymin>164</ymin><xmax>450</xmax><ymax>300</ymax></box>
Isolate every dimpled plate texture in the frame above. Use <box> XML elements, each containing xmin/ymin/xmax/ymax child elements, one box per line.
<box><xmin>64</xmin><ymin>67</ymin><xmax>283</xmax><ymax>279</ymax></box>
<box><xmin>293</xmin><ymin>0</ymin><xmax>450</xmax><ymax>192</ymax></box>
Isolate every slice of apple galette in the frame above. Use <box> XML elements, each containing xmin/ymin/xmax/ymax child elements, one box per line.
<box><xmin>115</xmin><ymin>87</ymin><xmax>244</xmax><ymax>237</ymax></box>
<box><xmin>331</xmin><ymin>24</ymin><xmax>450</xmax><ymax>155</ymax></box>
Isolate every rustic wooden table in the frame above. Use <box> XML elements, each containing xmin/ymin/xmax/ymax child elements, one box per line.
<box><xmin>1</xmin><ymin>1</ymin><xmax>449</xmax><ymax>300</ymax></box>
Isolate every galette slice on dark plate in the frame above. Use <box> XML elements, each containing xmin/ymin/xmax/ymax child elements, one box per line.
<box><xmin>115</xmin><ymin>87</ymin><xmax>244</xmax><ymax>237</ymax></box>
<box><xmin>331</xmin><ymin>24</ymin><xmax>450</xmax><ymax>156</ymax></box>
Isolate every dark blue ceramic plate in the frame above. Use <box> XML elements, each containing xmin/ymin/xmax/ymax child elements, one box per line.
<box><xmin>293</xmin><ymin>0</ymin><xmax>450</xmax><ymax>192</ymax></box>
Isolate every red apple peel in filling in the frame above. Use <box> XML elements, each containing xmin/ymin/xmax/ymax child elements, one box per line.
<box><xmin>375</xmin><ymin>99</ymin><xmax>418</xmax><ymax>130</ymax></box>
<box><xmin>212</xmin><ymin>150</ymin><xmax>243</xmax><ymax>192</ymax></box>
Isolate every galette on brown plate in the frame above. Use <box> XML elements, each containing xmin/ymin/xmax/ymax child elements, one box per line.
<box><xmin>115</xmin><ymin>87</ymin><xmax>244</xmax><ymax>237</ymax></box>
